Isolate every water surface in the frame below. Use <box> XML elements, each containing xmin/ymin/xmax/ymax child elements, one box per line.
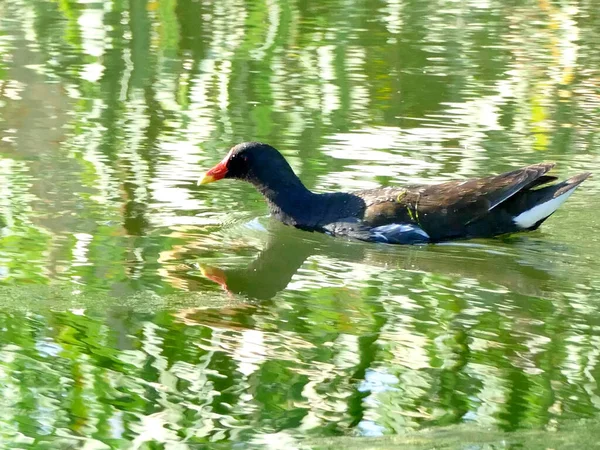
<box><xmin>0</xmin><ymin>0</ymin><xmax>600</xmax><ymax>447</ymax></box>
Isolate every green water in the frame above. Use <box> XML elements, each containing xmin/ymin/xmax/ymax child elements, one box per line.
<box><xmin>1</xmin><ymin>0</ymin><xmax>600</xmax><ymax>447</ymax></box>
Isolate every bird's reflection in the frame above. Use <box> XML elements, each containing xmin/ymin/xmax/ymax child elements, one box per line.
<box><xmin>187</xmin><ymin>223</ymin><xmax>560</xmax><ymax>301</ymax></box>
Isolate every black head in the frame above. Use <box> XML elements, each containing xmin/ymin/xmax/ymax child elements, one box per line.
<box><xmin>199</xmin><ymin>142</ymin><xmax>300</xmax><ymax>188</ymax></box>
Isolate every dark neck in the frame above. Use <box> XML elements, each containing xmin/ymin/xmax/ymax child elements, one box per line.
<box><xmin>248</xmin><ymin>169</ymin><xmax>319</xmax><ymax>226</ymax></box>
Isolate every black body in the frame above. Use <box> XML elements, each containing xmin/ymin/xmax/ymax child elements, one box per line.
<box><xmin>212</xmin><ymin>142</ymin><xmax>591</xmax><ymax>244</ymax></box>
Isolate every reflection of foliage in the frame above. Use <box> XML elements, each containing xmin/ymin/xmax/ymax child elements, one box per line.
<box><xmin>0</xmin><ymin>266</ymin><xmax>597</xmax><ymax>446</ymax></box>
<box><xmin>0</xmin><ymin>0</ymin><xmax>599</xmax><ymax>447</ymax></box>
<box><xmin>0</xmin><ymin>159</ymin><xmax>51</xmax><ymax>283</ymax></box>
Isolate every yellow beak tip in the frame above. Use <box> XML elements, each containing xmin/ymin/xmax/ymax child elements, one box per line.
<box><xmin>198</xmin><ymin>264</ymin><xmax>209</xmax><ymax>276</ymax></box>
<box><xmin>198</xmin><ymin>174</ymin><xmax>216</xmax><ymax>186</ymax></box>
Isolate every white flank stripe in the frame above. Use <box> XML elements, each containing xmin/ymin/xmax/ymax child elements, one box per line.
<box><xmin>513</xmin><ymin>189</ymin><xmax>575</xmax><ymax>229</ymax></box>
<box><xmin>371</xmin><ymin>224</ymin><xmax>430</xmax><ymax>239</ymax></box>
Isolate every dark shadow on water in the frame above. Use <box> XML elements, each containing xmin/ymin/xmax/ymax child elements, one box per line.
<box><xmin>191</xmin><ymin>221</ymin><xmax>562</xmax><ymax>301</ymax></box>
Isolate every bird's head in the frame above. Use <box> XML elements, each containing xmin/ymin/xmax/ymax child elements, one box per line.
<box><xmin>198</xmin><ymin>142</ymin><xmax>287</xmax><ymax>186</ymax></box>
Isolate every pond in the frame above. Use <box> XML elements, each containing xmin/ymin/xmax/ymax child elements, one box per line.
<box><xmin>0</xmin><ymin>0</ymin><xmax>600</xmax><ymax>448</ymax></box>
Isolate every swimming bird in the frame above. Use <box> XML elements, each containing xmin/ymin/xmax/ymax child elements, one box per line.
<box><xmin>198</xmin><ymin>142</ymin><xmax>590</xmax><ymax>244</ymax></box>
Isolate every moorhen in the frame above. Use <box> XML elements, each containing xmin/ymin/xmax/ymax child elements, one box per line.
<box><xmin>198</xmin><ymin>142</ymin><xmax>590</xmax><ymax>244</ymax></box>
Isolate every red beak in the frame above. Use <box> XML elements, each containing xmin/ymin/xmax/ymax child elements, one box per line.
<box><xmin>200</xmin><ymin>265</ymin><xmax>228</xmax><ymax>289</ymax></box>
<box><xmin>198</xmin><ymin>156</ymin><xmax>229</xmax><ymax>185</ymax></box>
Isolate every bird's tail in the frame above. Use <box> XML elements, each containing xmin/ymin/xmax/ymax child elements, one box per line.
<box><xmin>512</xmin><ymin>172</ymin><xmax>591</xmax><ymax>230</ymax></box>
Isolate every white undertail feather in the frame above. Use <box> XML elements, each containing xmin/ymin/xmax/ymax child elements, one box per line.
<box><xmin>513</xmin><ymin>189</ymin><xmax>575</xmax><ymax>229</ymax></box>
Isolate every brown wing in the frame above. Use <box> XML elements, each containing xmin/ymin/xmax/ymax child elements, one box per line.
<box><xmin>357</xmin><ymin>163</ymin><xmax>556</xmax><ymax>240</ymax></box>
